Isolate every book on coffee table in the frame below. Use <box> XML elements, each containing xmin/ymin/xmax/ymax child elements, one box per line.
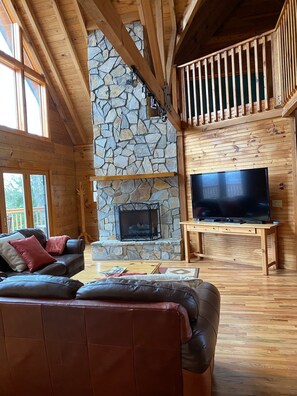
<box><xmin>100</xmin><ymin>266</ymin><xmax>127</xmax><ymax>276</ymax></box>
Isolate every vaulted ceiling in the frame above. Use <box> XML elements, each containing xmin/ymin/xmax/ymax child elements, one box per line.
<box><xmin>10</xmin><ymin>0</ymin><xmax>285</xmax><ymax>145</ymax></box>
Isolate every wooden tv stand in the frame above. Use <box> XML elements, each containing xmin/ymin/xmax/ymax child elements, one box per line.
<box><xmin>180</xmin><ymin>221</ymin><xmax>278</xmax><ymax>275</ymax></box>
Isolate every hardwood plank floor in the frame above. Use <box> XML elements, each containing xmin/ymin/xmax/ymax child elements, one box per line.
<box><xmin>83</xmin><ymin>246</ymin><xmax>297</xmax><ymax>395</ymax></box>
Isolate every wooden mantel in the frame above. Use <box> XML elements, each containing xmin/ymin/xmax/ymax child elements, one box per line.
<box><xmin>90</xmin><ymin>172</ymin><xmax>176</xmax><ymax>181</ymax></box>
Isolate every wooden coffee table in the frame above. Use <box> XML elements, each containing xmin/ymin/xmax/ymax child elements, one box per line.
<box><xmin>72</xmin><ymin>260</ymin><xmax>161</xmax><ymax>284</ymax></box>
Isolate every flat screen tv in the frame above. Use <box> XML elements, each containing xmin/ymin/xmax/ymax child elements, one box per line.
<box><xmin>191</xmin><ymin>168</ymin><xmax>271</xmax><ymax>223</ymax></box>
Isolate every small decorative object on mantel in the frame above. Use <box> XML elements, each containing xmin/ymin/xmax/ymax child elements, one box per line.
<box><xmin>77</xmin><ymin>182</ymin><xmax>95</xmax><ymax>244</ymax></box>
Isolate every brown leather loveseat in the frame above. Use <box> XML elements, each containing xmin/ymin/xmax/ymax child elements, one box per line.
<box><xmin>0</xmin><ymin>228</ymin><xmax>85</xmax><ymax>277</ymax></box>
<box><xmin>0</xmin><ymin>274</ymin><xmax>220</xmax><ymax>396</ymax></box>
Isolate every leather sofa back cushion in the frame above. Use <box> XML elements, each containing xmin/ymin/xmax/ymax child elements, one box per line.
<box><xmin>0</xmin><ymin>275</ymin><xmax>83</xmax><ymax>299</ymax></box>
<box><xmin>77</xmin><ymin>278</ymin><xmax>200</xmax><ymax>321</ymax></box>
<box><xmin>18</xmin><ymin>228</ymin><xmax>47</xmax><ymax>248</ymax></box>
<box><xmin>9</xmin><ymin>235</ymin><xmax>56</xmax><ymax>272</ymax></box>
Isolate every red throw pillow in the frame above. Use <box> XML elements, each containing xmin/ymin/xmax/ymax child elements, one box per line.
<box><xmin>45</xmin><ymin>235</ymin><xmax>70</xmax><ymax>255</ymax></box>
<box><xmin>9</xmin><ymin>235</ymin><xmax>56</xmax><ymax>272</ymax></box>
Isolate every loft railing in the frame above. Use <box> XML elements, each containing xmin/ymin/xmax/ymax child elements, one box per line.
<box><xmin>7</xmin><ymin>207</ymin><xmax>46</xmax><ymax>232</ymax></box>
<box><xmin>275</xmin><ymin>0</ymin><xmax>297</xmax><ymax>113</ymax></box>
<box><xmin>178</xmin><ymin>32</ymin><xmax>274</xmax><ymax>127</ymax></box>
<box><xmin>178</xmin><ymin>0</ymin><xmax>297</xmax><ymax>127</ymax></box>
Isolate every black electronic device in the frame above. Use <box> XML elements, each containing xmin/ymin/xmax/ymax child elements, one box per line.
<box><xmin>191</xmin><ymin>167</ymin><xmax>271</xmax><ymax>223</ymax></box>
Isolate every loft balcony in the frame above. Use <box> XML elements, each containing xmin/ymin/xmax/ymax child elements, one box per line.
<box><xmin>177</xmin><ymin>0</ymin><xmax>297</xmax><ymax>128</ymax></box>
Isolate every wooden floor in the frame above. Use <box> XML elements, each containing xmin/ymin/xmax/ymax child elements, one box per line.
<box><xmin>84</xmin><ymin>246</ymin><xmax>297</xmax><ymax>396</ymax></box>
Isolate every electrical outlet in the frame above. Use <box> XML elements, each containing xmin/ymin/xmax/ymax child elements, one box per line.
<box><xmin>272</xmin><ymin>200</ymin><xmax>283</xmax><ymax>208</ymax></box>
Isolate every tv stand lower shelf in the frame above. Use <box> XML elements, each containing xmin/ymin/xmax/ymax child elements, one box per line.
<box><xmin>180</xmin><ymin>221</ymin><xmax>279</xmax><ymax>275</ymax></box>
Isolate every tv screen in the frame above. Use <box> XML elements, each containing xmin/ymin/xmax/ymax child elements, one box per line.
<box><xmin>191</xmin><ymin>168</ymin><xmax>271</xmax><ymax>222</ymax></box>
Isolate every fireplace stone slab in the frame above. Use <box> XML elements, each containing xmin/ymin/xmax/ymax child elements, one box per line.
<box><xmin>92</xmin><ymin>239</ymin><xmax>183</xmax><ymax>261</ymax></box>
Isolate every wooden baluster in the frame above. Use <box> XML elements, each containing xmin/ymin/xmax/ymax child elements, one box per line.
<box><xmin>198</xmin><ymin>60</ymin><xmax>204</xmax><ymax>124</ymax></box>
<box><xmin>231</xmin><ymin>47</ymin><xmax>238</xmax><ymax>117</ymax></box>
<box><xmin>223</xmin><ymin>51</ymin><xmax>231</xmax><ymax>118</ymax></box>
<box><xmin>204</xmin><ymin>59</ymin><xmax>211</xmax><ymax>123</ymax></box>
<box><xmin>262</xmin><ymin>36</ymin><xmax>269</xmax><ymax>110</ymax></box>
<box><xmin>217</xmin><ymin>53</ymin><xmax>224</xmax><ymax>120</ymax></box>
<box><xmin>191</xmin><ymin>62</ymin><xmax>198</xmax><ymax>126</ymax></box>
<box><xmin>186</xmin><ymin>65</ymin><xmax>192</xmax><ymax>126</ymax></box>
<box><xmin>238</xmin><ymin>44</ymin><xmax>245</xmax><ymax>115</ymax></box>
<box><xmin>254</xmin><ymin>38</ymin><xmax>261</xmax><ymax>111</ymax></box>
<box><xmin>246</xmin><ymin>42</ymin><xmax>253</xmax><ymax>113</ymax></box>
<box><xmin>210</xmin><ymin>55</ymin><xmax>217</xmax><ymax>121</ymax></box>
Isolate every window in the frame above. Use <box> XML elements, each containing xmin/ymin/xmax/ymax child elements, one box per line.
<box><xmin>0</xmin><ymin>0</ymin><xmax>48</xmax><ymax>137</ymax></box>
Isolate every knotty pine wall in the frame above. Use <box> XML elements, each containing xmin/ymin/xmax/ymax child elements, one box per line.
<box><xmin>74</xmin><ymin>144</ymin><xmax>98</xmax><ymax>241</ymax></box>
<box><xmin>0</xmin><ymin>97</ymin><xmax>80</xmax><ymax>237</ymax></box>
<box><xmin>183</xmin><ymin>115</ymin><xmax>297</xmax><ymax>270</ymax></box>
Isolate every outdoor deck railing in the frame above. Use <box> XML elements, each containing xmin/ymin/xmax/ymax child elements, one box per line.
<box><xmin>7</xmin><ymin>207</ymin><xmax>46</xmax><ymax>232</ymax></box>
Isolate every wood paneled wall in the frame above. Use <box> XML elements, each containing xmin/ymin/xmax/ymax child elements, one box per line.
<box><xmin>184</xmin><ymin>115</ymin><xmax>297</xmax><ymax>269</ymax></box>
<box><xmin>0</xmin><ymin>98</ymin><xmax>80</xmax><ymax>237</ymax></box>
<box><xmin>74</xmin><ymin>144</ymin><xmax>98</xmax><ymax>241</ymax></box>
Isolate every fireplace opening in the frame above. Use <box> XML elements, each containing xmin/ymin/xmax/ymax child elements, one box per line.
<box><xmin>115</xmin><ymin>203</ymin><xmax>161</xmax><ymax>241</ymax></box>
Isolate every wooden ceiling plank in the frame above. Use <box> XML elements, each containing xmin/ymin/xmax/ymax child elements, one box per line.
<box><xmin>166</xmin><ymin>0</ymin><xmax>177</xmax><ymax>88</ymax></box>
<box><xmin>20</xmin><ymin>0</ymin><xmax>87</xmax><ymax>144</ymax></box>
<box><xmin>5</xmin><ymin>0</ymin><xmax>77</xmax><ymax>144</ymax></box>
<box><xmin>51</xmin><ymin>0</ymin><xmax>90</xmax><ymax>100</ymax></box>
<box><xmin>138</xmin><ymin>0</ymin><xmax>164</xmax><ymax>86</ymax></box>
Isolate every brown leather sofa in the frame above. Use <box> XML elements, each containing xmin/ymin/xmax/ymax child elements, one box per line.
<box><xmin>0</xmin><ymin>275</ymin><xmax>220</xmax><ymax>396</ymax></box>
<box><xmin>0</xmin><ymin>228</ymin><xmax>85</xmax><ymax>277</ymax></box>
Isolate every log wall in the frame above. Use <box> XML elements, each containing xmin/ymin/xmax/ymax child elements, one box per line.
<box><xmin>184</xmin><ymin>115</ymin><xmax>297</xmax><ymax>269</ymax></box>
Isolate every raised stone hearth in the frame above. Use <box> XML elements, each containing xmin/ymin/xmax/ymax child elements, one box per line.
<box><xmin>88</xmin><ymin>22</ymin><xmax>182</xmax><ymax>261</ymax></box>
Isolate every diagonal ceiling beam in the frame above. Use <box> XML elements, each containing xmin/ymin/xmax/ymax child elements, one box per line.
<box><xmin>77</xmin><ymin>0</ymin><xmax>181</xmax><ymax>130</ymax></box>
<box><xmin>166</xmin><ymin>0</ymin><xmax>177</xmax><ymax>89</ymax></box>
<box><xmin>139</xmin><ymin>0</ymin><xmax>164</xmax><ymax>85</ymax></box>
<box><xmin>155</xmin><ymin>0</ymin><xmax>165</xmax><ymax>77</ymax></box>
<box><xmin>20</xmin><ymin>0</ymin><xmax>87</xmax><ymax>144</ymax></box>
<box><xmin>51</xmin><ymin>0</ymin><xmax>90</xmax><ymax>100</ymax></box>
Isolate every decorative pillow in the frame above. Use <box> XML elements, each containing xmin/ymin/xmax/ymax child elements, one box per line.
<box><xmin>76</xmin><ymin>278</ymin><xmax>200</xmax><ymax>321</ymax></box>
<box><xmin>120</xmin><ymin>273</ymin><xmax>203</xmax><ymax>289</ymax></box>
<box><xmin>0</xmin><ymin>232</ymin><xmax>27</xmax><ymax>272</ymax></box>
<box><xmin>9</xmin><ymin>235</ymin><xmax>56</xmax><ymax>273</ymax></box>
<box><xmin>45</xmin><ymin>235</ymin><xmax>70</xmax><ymax>255</ymax></box>
<box><xmin>0</xmin><ymin>275</ymin><xmax>83</xmax><ymax>299</ymax></box>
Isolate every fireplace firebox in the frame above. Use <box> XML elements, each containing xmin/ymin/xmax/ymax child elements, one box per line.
<box><xmin>115</xmin><ymin>203</ymin><xmax>161</xmax><ymax>241</ymax></box>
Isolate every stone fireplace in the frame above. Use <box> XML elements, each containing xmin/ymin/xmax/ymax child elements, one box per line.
<box><xmin>88</xmin><ymin>22</ymin><xmax>182</xmax><ymax>260</ymax></box>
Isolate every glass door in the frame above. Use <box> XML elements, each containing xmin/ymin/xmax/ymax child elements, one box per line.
<box><xmin>0</xmin><ymin>170</ymin><xmax>50</xmax><ymax>236</ymax></box>
<box><xmin>30</xmin><ymin>174</ymin><xmax>49</xmax><ymax>237</ymax></box>
<box><xmin>3</xmin><ymin>173</ymin><xmax>27</xmax><ymax>232</ymax></box>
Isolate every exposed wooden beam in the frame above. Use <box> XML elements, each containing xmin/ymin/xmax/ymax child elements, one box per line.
<box><xmin>155</xmin><ymin>0</ymin><xmax>165</xmax><ymax>78</ymax></box>
<box><xmin>139</xmin><ymin>0</ymin><xmax>164</xmax><ymax>85</ymax></box>
<box><xmin>78</xmin><ymin>0</ymin><xmax>181</xmax><ymax>130</ymax></box>
<box><xmin>51</xmin><ymin>0</ymin><xmax>89</xmax><ymax>100</ymax></box>
<box><xmin>5</xmin><ymin>0</ymin><xmax>77</xmax><ymax>144</ymax></box>
<box><xmin>71</xmin><ymin>0</ymin><xmax>88</xmax><ymax>40</ymax></box>
<box><xmin>166</xmin><ymin>0</ymin><xmax>177</xmax><ymax>88</ymax></box>
<box><xmin>20</xmin><ymin>0</ymin><xmax>87</xmax><ymax>144</ymax></box>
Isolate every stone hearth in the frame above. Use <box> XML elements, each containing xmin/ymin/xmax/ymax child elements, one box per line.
<box><xmin>88</xmin><ymin>22</ymin><xmax>182</xmax><ymax>260</ymax></box>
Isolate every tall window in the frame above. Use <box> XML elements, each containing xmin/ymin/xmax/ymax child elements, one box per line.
<box><xmin>0</xmin><ymin>0</ymin><xmax>48</xmax><ymax>137</ymax></box>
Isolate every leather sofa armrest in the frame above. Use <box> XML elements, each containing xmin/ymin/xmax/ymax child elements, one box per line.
<box><xmin>63</xmin><ymin>239</ymin><xmax>85</xmax><ymax>255</ymax></box>
<box><xmin>181</xmin><ymin>282</ymin><xmax>220</xmax><ymax>374</ymax></box>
